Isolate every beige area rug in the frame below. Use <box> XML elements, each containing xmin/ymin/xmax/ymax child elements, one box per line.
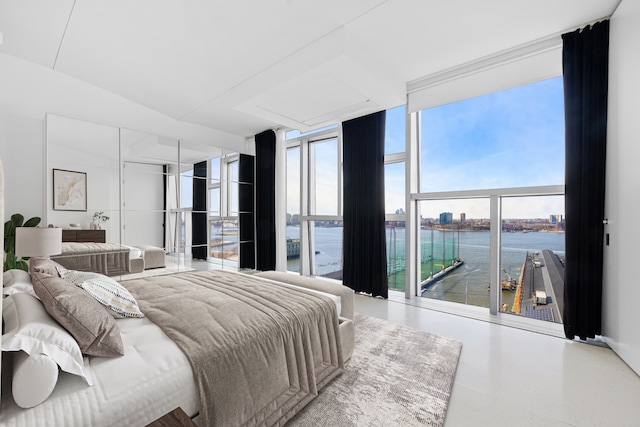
<box><xmin>287</xmin><ymin>313</ymin><xmax>462</xmax><ymax>427</ymax></box>
<box><xmin>118</xmin><ymin>263</ymin><xmax>196</xmax><ymax>281</ymax></box>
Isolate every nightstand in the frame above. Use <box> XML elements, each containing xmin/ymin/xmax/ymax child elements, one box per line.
<box><xmin>146</xmin><ymin>407</ymin><xmax>196</xmax><ymax>427</ymax></box>
<box><xmin>61</xmin><ymin>229</ymin><xmax>106</xmax><ymax>243</ymax></box>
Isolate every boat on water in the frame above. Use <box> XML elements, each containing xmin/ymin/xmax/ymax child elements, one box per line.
<box><xmin>488</xmin><ymin>268</ymin><xmax>517</xmax><ymax>291</ymax></box>
<box><xmin>287</xmin><ymin>237</ymin><xmax>301</xmax><ymax>259</ymax></box>
<box><xmin>286</xmin><ymin>237</ymin><xmax>321</xmax><ymax>259</ymax></box>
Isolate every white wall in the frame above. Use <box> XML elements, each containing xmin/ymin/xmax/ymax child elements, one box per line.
<box><xmin>122</xmin><ymin>162</ymin><xmax>165</xmax><ymax>248</ymax></box>
<box><xmin>603</xmin><ymin>0</ymin><xmax>640</xmax><ymax>375</ymax></box>
<box><xmin>0</xmin><ymin>53</ymin><xmax>248</xmax><ymax>221</ymax></box>
<box><xmin>47</xmin><ymin>143</ymin><xmax>121</xmax><ymax>241</ymax></box>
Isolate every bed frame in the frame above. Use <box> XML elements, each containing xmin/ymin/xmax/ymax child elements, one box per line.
<box><xmin>51</xmin><ymin>242</ymin><xmax>143</xmax><ymax>276</ymax></box>
<box><xmin>255</xmin><ymin>270</ymin><xmax>355</xmax><ymax>361</ymax></box>
<box><xmin>0</xmin><ymin>155</ymin><xmax>356</xmax><ymax>425</ymax></box>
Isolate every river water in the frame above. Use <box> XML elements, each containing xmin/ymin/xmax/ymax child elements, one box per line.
<box><xmin>286</xmin><ymin>225</ymin><xmax>565</xmax><ymax>308</ymax></box>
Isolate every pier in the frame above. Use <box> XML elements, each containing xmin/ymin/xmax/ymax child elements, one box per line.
<box><xmin>509</xmin><ymin>250</ymin><xmax>564</xmax><ymax>324</ymax></box>
<box><xmin>420</xmin><ymin>259</ymin><xmax>465</xmax><ymax>290</ymax></box>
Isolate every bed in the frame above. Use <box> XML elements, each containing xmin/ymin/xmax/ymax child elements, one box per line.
<box><xmin>0</xmin><ymin>157</ymin><xmax>355</xmax><ymax>426</ymax></box>
<box><xmin>51</xmin><ymin>242</ymin><xmax>145</xmax><ymax>276</ymax></box>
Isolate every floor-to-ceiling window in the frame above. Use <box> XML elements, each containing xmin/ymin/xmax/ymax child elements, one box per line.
<box><xmin>384</xmin><ymin>105</ymin><xmax>407</xmax><ymax>291</ymax></box>
<box><xmin>285</xmin><ymin>125</ymin><xmax>342</xmax><ymax>277</ymax></box>
<box><xmin>286</xmin><ymin>146</ymin><xmax>301</xmax><ymax>272</ymax></box>
<box><xmin>207</xmin><ymin>154</ymin><xmax>239</xmax><ymax>268</ymax></box>
<box><xmin>415</xmin><ymin>77</ymin><xmax>565</xmax><ymax>324</ymax></box>
<box><xmin>284</xmin><ymin>107</ymin><xmax>410</xmax><ymax>283</ymax></box>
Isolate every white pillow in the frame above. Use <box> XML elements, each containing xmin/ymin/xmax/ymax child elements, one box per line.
<box><xmin>2</xmin><ymin>269</ymin><xmax>39</xmax><ymax>299</ymax></box>
<box><xmin>57</xmin><ymin>268</ymin><xmax>145</xmax><ymax>318</ymax></box>
<box><xmin>12</xmin><ymin>351</ymin><xmax>59</xmax><ymax>408</ymax></box>
<box><xmin>1</xmin><ymin>293</ymin><xmax>93</xmax><ymax>385</ymax></box>
<box><xmin>3</xmin><ymin>268</ymin><xmax>31</xmax><ymax>286</ymax></box>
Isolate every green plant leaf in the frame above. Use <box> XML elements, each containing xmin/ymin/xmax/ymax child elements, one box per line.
<box><xmin>16</xmin><ymin>259</ymin><xmax>29</xmax><ymax>272</ymax></box>
<box><xmin>2</xmin><ymin>214</ymin><xmax>41</xmax><ymax>271</ymax></box>
<box><xmin>10</xmin><ymin>213</ymin><xmax>24</xmax><ymax>227</ymax></box>
<box><xmin>23</xmin><ymin>217</ymin><xmax>41</xmax><ymax>227</ymax></box>
<box><xmin>4</xmin><ymin>221</ymin><xmax>15</xmax><ymax>254</ymax></box>
<box><xmin>3</xmin><ymin>251</ymin><xmax>17</xmax><ymax>272</ymax></box>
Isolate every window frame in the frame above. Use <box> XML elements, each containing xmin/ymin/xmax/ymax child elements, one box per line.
<box><xmin>285</xmin><ymin>126</ymin><xmax>342</xmax><ymax>276</ymax></box>
<box><xmin>409</xmin><ymin>74</ymin><xmax>566</xmax><ymax>326</ymax></box>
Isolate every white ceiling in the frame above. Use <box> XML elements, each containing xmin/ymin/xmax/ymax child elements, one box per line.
<box><xmin>0</xmin><ymin>0</ymin><xmax>620</xmax><ymax>138</ymax></box>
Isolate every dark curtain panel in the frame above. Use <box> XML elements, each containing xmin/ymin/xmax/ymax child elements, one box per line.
<box><xmin>342</xmin><ymin>111</ymin><xmax>388</xmax><ymax>298</ymax></box>
<box><xmin>192</xmin><ymin>161</ymin><xmax>208</xmax><ymax>260</ymax></box>
<box><xmin>239</xmin><ymin>154</ymin><xmax>255</xmax><ymax>269</ymax></box>
<box><xmin>255</xmin><ymin>130</ymin><xmax>276</xmax><ymax>271</ymax></box>
<box><xmin>562</xmin><ymin>20</ymin><xmax>609</xmax><ymax>340</ymax></box>
<box><xmin>162</xmin><ymin>165</ymin><xmax>167</xmax><ymax>249</ymax></box>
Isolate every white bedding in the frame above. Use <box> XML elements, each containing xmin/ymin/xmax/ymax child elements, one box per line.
<box><xmin>0</xmin><ymin>317</ymin><xmax>198</xmax><ymax>426</ymax></box>
<box><xmin>120</xmin><ymin>245</ymin><xmax>142</xmax><ymax>259</ymax></box>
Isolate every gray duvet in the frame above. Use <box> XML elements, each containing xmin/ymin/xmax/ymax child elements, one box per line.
<box><xmin>122</xmin><ymin>270</ymin><xmax>344</xmax><ymax>427</ymax></box>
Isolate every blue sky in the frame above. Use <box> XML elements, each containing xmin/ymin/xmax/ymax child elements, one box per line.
<box><xmin>385</xmin><ymin>76</ymin><xmax>566</xmax><ymax>219</ymax></box>
<box><xmin>186</xmin><ymin>78</ymin><xmax>566</xmax><ymax>219</ymax></box>
<box><xmin>286</xmin><ymin>76</ymin><xmax>565</xmax><ymax>219</ymax></box>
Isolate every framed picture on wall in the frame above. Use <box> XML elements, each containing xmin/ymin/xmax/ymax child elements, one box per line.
<box><xmin>53</xmin><ymin>168</ymin><xmax>87</xmax><ymax>211</ymax></box>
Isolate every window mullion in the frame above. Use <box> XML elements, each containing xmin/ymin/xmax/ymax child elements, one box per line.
<box><xmin>489</xmin><ymin>195</ymin><xmax>501</xmax><ymax>315</ymax></box>
<box><xmin>300</xmin><ymin>140</ymin><xmax>310</xmax><ymax>276</ymax></box>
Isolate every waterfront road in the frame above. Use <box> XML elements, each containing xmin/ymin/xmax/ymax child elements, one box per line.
<box><xmin>519</xmin><ymin>251</ymin><xmax>564</xmax><ymax>324</ymax></box>
<box><xmin>542</xmin><ymin>249</ymin><xmax>565</xmax><ymax>318</ymax></box>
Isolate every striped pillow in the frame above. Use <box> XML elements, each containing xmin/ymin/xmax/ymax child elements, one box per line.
<box><xmin>57</xmin><ymin>268</ymin><xmax>144</xmax><ymax>318</ymax></box>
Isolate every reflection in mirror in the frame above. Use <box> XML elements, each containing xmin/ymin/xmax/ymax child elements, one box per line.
<box><xmin>46</xmin><ymin>113</ymin><xmax>246</xmax><ymax>281</ymax></box>
<box><xmin>46</xmin><ymin>114</ymin><xmax>120</xmax><ymax>240</ymax></box>
<box><xmin>46</xmin><ymin>114</ymin><xmax>128</xmax><ymax>279</ymax></box>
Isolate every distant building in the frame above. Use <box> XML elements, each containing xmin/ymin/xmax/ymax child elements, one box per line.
<box><xmin>460</xmin><ymin>213</ymin><xmax>466</xmax><ymax>222</ymax></box>
<box><xmin>395</xmin><ymin>208</ymin><xmax>405</xmax><ymax>215</ymax></box>
<box><xmin>550</xmin><ymin>214</ymin><xmax>563</xmax><ymax>224</ymax></box>
<box><xmin>439</xmin><ymin>212</ymin><xmax>453</xmax><ymax>224</ymax></box>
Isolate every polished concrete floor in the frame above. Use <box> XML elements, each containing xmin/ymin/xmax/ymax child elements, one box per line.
<box><xmin>354</xmin><ymin>293</ymin><xmax>640</xmax><ymax>427</ymax></box>
<box><xmin>184</xmin><ymin>259</ymin><xmax>640</xmax><ymax>426</ymax></box>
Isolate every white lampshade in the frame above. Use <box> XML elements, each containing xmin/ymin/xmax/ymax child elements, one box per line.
<box><xmin>15</xmin><ymin>227</ymin><xmax>62</xmax><ymax>257</ymax></box>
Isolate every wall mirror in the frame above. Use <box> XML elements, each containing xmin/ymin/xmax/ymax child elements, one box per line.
<box><xmin>45</xmin><ymin>113</ymin><xmax>243</xmax><ymax>280</ymax></box>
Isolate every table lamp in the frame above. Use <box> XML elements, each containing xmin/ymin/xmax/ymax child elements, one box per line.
<box><xmin>15</xmin><ymin>227</ymin><xmax>62</xmax><ymax>266</ymax></box>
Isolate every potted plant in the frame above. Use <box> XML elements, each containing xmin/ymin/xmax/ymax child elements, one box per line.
<box><xmin>91</xmin><ymin>211</ymin><xmax>110</xmax><ymax>230</ymax></box>
<box><xmin>4</xmin><ymin>213</ymin><xmax>41</xmax><ymax>272</ymax></box>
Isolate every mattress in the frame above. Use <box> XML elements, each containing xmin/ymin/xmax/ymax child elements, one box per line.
<box><xmin>0</xmin><ymin>317</ymin><xmax>198</xmax><ymax>427</ymax></box>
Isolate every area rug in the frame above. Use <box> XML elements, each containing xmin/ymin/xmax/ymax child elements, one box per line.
<box><xmin>118</xmin><ymin>263</ymin><xmax>196</xmax><ymax>281</ymax></box>
<box><xmin>287</xmin><ymin>313</ymin><xmax>462</xmax><ymax>427</ymax></box>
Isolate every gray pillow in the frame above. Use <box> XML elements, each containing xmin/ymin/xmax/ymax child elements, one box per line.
<box><xmin>29</xmin><ymin>257</ymin><xmax>63</xmax><ymax>276</ymax></box>
<box><xmin>31</xmin><ymin>268</ymin><xmax>124</xmax><ymax>357</ymax></box>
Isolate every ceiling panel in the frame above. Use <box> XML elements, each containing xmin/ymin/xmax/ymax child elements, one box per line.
<box><xmin>346</xmin><ymin>0</ymin><xmax>619</xmax><ymax>82</ymax></box>
<box><xmin>1</xmin><ymin>0</ymin><xmax>621</xmax><ymax>137</ymax></box>
<box><xmin>51</xmin><ymin>0</ymin><xmax>388</xmax><ymax>120</ymax></box>
<box><xmin>0</xmin><ymin>0</ymin><xmax>75</xmax><ymax>67</ymax></box>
